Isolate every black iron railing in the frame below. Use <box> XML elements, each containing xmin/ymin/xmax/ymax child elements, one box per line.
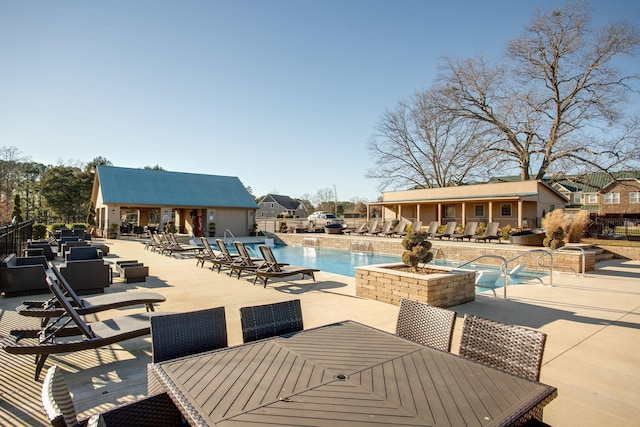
<box><xmin>0</xmin><ymin>219</ymin><xmax>35</xmax><ymax>261</ymax></box>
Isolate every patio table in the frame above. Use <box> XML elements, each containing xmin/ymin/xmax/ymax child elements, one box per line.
<box><xmin>148</xmin><ymin>320</ymin><xmax>557</xmax><ymax>426</ymax></box>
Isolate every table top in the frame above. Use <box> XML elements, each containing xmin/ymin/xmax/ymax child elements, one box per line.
<box><xmin>150</xmin><ymin>320</ymin><xmax>557</xmax><ymax>427</ymax></box>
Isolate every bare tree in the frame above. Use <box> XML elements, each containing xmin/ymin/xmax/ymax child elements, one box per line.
<box><xmin>438</xmin><ymin>2</ymin><xmax>639</xmax><ymax>180</ymax></box>
<box><xmin>367</xmin><ymin>87</ymin><xmax>494</xmax><ymax>191</ymax></box>
<box><xmin>313</xmin><ymin>188</ymin><xmax>336</xmax><ymax>212</ymax></box>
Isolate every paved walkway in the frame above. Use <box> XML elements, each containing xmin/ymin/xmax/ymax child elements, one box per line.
<box><xmin>0</xmin><ymin>238</ymin><xmax>638</xmax><ymax>426</ymax></box>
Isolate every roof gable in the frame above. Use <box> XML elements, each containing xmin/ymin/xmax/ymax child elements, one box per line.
<box><xmin>95</xmin><ymin>166</ymin><xmax>258</xmax><ymax>208</ymax></box>
<box><xmin>263</xmin><ymin>194</ymin><xmax>303</xmax><ymax>210</ymax></box>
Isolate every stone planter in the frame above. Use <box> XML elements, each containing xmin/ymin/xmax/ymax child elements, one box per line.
<box><xmin>355</xmin><ymin>263</ymin><xmax>476</xmax><ymax>308</ymax></box>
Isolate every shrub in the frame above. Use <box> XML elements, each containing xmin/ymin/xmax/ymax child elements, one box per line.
<box><xmin>500</xmin><ymin>224</ymin><xmax>512</xmax><ymax>240</ymax></box>
<box><xmin>542</xmin><ymin>210</ymin><xmax>568</xmax><ymax>249</ymax></box>
<box><xmin>476</xmin><ymin>222</ymin><xmax>487</xmax><ymax>235</ymax></box>
<box><xmin>32</xmin><ymin>223</ymin><xmax>47</xmax><ymax>240</ymax></box>
<box><xmin>401</xmin><ymin>231</ymin><xmax>433</xmax><ymax>272</ymax></box>
<box><xmin>566</xmin><ymin>211</ymin><xmax>590</xmax><ymax>243</ymax></box>
<box><xmin>70</xmin><ymin>223</ymin><xmax>87</xmax><ymax>230</ymax></box>
<box><xmin>49</xmin><ymin>222</ymin><xmax>66</xmax><ymax>232</ymax></box>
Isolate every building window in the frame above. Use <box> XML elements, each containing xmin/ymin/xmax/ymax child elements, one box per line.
<box><xmin>444</xmin><ymin>205</ymin><xmax>455</xmax><ymax>218</ymax></box>
<box><xmin>630</xmin><ymin>192</ymin><xmax>640</xmax><ymax>203</ymax></box>
<box><xmin>270</xmin><ymin>203</ymin><xmax>274</xmax><ymax>209</ymax></box>
<box><xmin>500</xmin><ymin>204</ymin><xmax>512</xmax><ymax>217</ymax></box>
<box><xmin>604</xmin><ymin>193</ymin><xmax>620</xmax><ymax>204</ymax></box>
<box><xmin>573</xmin><ymin>193</ymin><xmax>582</xmax><ymax>204</ymax></box>
<box><xmin>586</xmin><ymin>194</ymin><xmax>598</xmax><ymax>204</ymax></box>
<box><xmin>474</xmin><ymin>205</ymin><xmax>484</xmax><ymax>217</ymax></box>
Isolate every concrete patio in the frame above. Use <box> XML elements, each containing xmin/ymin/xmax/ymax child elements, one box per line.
<box><xmin>0</xmin><ymin>237</ymin><xmax>638</xmax><ymax>426</ymax></box>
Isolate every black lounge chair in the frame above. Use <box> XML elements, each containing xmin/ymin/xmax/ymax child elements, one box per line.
<box><xmin>254</xmin><ymin>245</ymin><xmax>319</xmax><ymax>288</ymax></box>
<box><xmin>4</xmin><ymin>277</ymin><xmax>158</xmax><ymax>380</ymax></box>
<box><xmin>17</xmin><ymin>266</ymin><xmax>165</xmax><ymax>328</ymax></box>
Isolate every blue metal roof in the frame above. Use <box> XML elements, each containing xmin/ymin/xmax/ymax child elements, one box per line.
<box><xmin>96</xmin><ymin>166</ymin><xmax>258</xmax><ymax>208</ymax></box>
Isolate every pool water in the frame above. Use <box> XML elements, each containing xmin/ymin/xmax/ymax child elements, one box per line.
<box><xmin>234</xmin><ymin>243</ymin><xmax>400</xmax><ymax>278</ymax></box>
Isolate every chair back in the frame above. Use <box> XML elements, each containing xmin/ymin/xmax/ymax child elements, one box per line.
<box><xmin>151</xmin><ymin>307</ymin><xmax>228</xmax><ymax>363</ymax></box>
<box><xmin>443</xmin><ymin>222</ymin><xmax>457</xmax><ymax>235</ymax></box>
<box><xmin>215</xmin><ymin>239</ymin><xmax>235</xmax><ymax>261</ymax></box>
<box><xmin>240</xmin><ymin>299</ymin><xmax>303</xmax><ymax>343</ymax></box>
<box><xmin>464</xmin><ymin>222</ymin><xmax>478</xmax><ymax>235</ymax></box>
<box><xmin>41</xmin><ymin>365</ymin><xmax>78</xmax><ymax>427</ymax></box>
<box><xmin>411</xmin><ymin>220</ymin><xmax>422</xmax><ymax>234</ymax></box>
<box><xmin>258</xmin><ymin>245</ymin><xmax>282</xmax><ymax>272</ymax></box>
<box><xmin>367</xmin><ymin>220</ymin><xmax>379</xmax><ymax>233</ymax></box>
<box><xmin>49</xmin><ymin>265</ymin><xmax>84</xmax><ymax>308</ymax></box>
<box><xmin>459</xmin><ymin>314</ymin><xmax>547</xmax><ymax>381</ymax></box>
<box><xmin>46</xmin><ymin>277</ymin><xmax>96</xmax><ymax>340</ymax></box>
<box><xmin>234</xmin><ymin>241</ymin><xmax>257</xmax><ymax>267</ymax></box>
<box><xmin>380</xmin><ymin>220</ymin><xmax>393</xmax><ymax>233</ymax></box>
<box><xmin>200</xmin><ymin>237</ymin><xmax>215</xmax><ymax>256</ymax></box>
<box><xmin>354</xmin><ymin>223</ymin><xmax>366</xmax><ymax>233</ymax></box>
<box><xmin>426</xmin><ymin>221</ymin><xmax>439</xmax><ymax>235</ymax></box>
<box><xmin>485</xmin><ymin>222</ymin><xmax>500</xmax><ymax>236</ymax></box>
<box><xmin>395</xmin><ymin>298</ymin><xmax>456</xmax><ymax>352</ymax></box>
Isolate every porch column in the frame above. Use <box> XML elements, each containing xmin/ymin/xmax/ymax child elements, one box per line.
<box><xmin>461</xmin><ymin>202</ymin><xmax>466</xmax><ymax>225</ymax></box>
<box><xmin>518</xmin><ymin>200</ymin><xmax>524</xmax><ymax>229</ymax></box>
<box><xmin>437</xmin><ymin>203</ymin><xmax>442</xmax><ymax>224</ymax></box>
<box><xmin>488</xmin><ymin>202</ymin><xmax>493</xmax><ymax>222</ymax></box>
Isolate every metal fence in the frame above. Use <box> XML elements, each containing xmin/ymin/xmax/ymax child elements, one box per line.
<box><xmin>586</xmin><ymin>216</ymin><xmax>640</xmax><ymax>241</ymax></box>
<box><xmin>0</xmin><ymin>219</ymin><xmax>35</xmax><ymax>261</ymax></box>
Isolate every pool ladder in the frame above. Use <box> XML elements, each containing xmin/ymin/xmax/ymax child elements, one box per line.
<box><xmin>223</xmin><ymin>229</ymin><xmax>236</xmax><ymax>245</ymax></box>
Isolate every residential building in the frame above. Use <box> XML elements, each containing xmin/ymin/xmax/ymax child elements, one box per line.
<box><xmin>256</xmin><ymin>194</ymin><xmax>307</xmax><ymax>218</ymax></box>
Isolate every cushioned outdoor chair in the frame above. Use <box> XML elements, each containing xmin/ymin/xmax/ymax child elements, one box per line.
<box><xmin>17</xmin><ymin>265</ymin><xmax>165</xmax><ymax>328</ymax></box>
<box><xmin>151</xmin><ymin>307</ymin><xmax>228</xmax><ymax>363</ymax></box>
<box><xmin>4</xmin><ymin>277</ymin><xmax>157</xmax><ymax>380</ymax></box>
<box><xmin>395</xmin><ymin>298</ymin><xmax>456</xmax><ymax>352</ymax></box>
<box><xmin>371</xmin><ymin>220</ymin><xmax>394</xmax><ymax>236</ymax></box>
<box><xmin>253</xmin><ymin>245</ymin><xmax>319</xmax><ymax>288</ymax></box>
<box><xmin>41</xmin><ymin>365</ymin><xmax>182</xmax><ymax>427</ymax></box>
<box><xmin>451</xmin><ymin>222</ymin><xmax>479</xmax><ymax>241</ymax></box>
<box><xmin>364</xmin><ymin>219</ymin><xmax>379</xmax><ymax>236</ymax></box>
<box><xmin>459</xmin><ymin>314</ymin><xmax>547</xmax><ymax>382</ymax></box>
<box><xmin>473</xmin><ymin>221</ymin><xmax>501</xmax><ymax>243</ymax></box>
<box><xmin>425</xmin><ymin>221</ymin><xmax>439</xmax><ymax>238</ymax></box>
<box><xmin>397</xmin><ymin>220</ymin><xmax>422</xmax><ymax>237</ymax></box>
<box><xmin>0</xmin><ymin>254</ymin><xmax>49</xmax><ymax>297</ymax></box>
<box><xmin>239</xmin><ymin>299</ymin><xmax>304</xmax><ymax>343</ymax></box>
<box><xmin>432</xmin><ymin>221</ymin><xmax>457</xmax><ymax>240</ymax></box>
<box><xmin>344</xmin><ymin>222</ymin><xmax>367</xmax><ymax>235</ymax></box>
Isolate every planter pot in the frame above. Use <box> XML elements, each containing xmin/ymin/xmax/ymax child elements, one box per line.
<box><xmin>325</xmin><ymin>224</ymin><xmax>344</xmax><ymax>234</ymax></box>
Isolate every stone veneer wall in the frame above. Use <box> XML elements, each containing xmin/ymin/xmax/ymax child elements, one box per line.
<box><xmin>596</xmin><ymin>245</ymin><xmax>640</xmax><ymax>261</ymax></box>
<box><xmin>354</xmin><ymin>264</ymin><xmax>476</xmax><ymax>308</ymax></box>
<box><xmin>275</xmin><ymin>233</ymin><xmax>595</xmax><ymax>273</ymax></box>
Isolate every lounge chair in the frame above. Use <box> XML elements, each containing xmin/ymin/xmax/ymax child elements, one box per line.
<box><xmin>344</xmin><ymin>222</ymin><xmax>367</xmax><ymax>235</ymax></box>
<box><xmin>162</xmin><ymin>233</ymin><xmax>202</xmax><ymax>256</ymax></box>
<box><xmin>425</xmin><ymin>221</ymin><xmax>439</xmax><ymax>238</ymax></box>
<box><xmin>3</xmin><ymin>277</ymin><xmax>157</xmax><ymax>380</ymax></box>
<box><xmin>254</xmin><ymin>245</ymin><xmax>319</xmax><ymax>288</ymax></box>
<box><xmin>432</xmin><ymin>221</ymin><xmax>457</xmax><ymax>240</ymax></box>
<box><xmin>229</xmin><ymin>241</ymin><xmax>272</xmax><ymax>279</ymax></box>
<box><xmin>371</xmin><ymin>220</ymin><xmax>393</xmax><ymax>236</ymax></box>
<box><xmin>452</xmin><ymin>222</ymin><xmax>479</xmax><ymax>241</ymax></box>
<box><xmin>397</xmin><ymin>220</ymin><xmax>422</xmax><ymax>237</ymax></box>
<box><xmin>17</xmin><ymin>265</ymin><xmax>165</xmax><ymax>328</ymax></box>
<box><xmin>210</xmin><ymin>239</ymin><xmax>240</xmax><ymax>273</ymax></box>
<box><xmin>239</xmin><ymin>299</ymin><xmax>303</xmax><ymax>343</ymax></box>
<box><xmin>42</xmin><ymin>365</ymin><xmax>182</xmax><ymax>427</ymax></box>
<box><xmin>196</xmin><ymin>237</ymin><xmax>217</xmax><ymax>268</ymax></box>
<box><xmin>384</xmin><ymin>220</ymin><xmax>406</xmax><ymax>237</ymax></box>
<box><xmin>473</xmin><ymin>221</ymin><xmax>501</xmax><ymax>243</ymax></box>
<box><xmin>364</xmin><ymin>219</ymin><xmax>379</xmax><ymax>236</ymax></box>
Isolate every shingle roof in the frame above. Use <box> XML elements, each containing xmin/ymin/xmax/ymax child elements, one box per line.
<box><xmin>95</xmin><ymin>166</ymin><xmax>258</xmax><ymax>208</ymax></box>
<box><xmin>262</xmin><ymin>194</ymin><xmax>303</xmax><ymax>210</ymax></box>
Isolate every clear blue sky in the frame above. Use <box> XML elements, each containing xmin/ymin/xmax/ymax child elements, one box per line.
<box><xmin>1</xmin><ymin>1</ymin><xmax>638</xmax><ymax>202</ymax></box>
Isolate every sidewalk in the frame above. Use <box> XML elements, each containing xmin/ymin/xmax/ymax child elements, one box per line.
<box><xmin>0</xmin><ymin>238</ymin><xmax>638</xmax><ymax>426</ymax></box>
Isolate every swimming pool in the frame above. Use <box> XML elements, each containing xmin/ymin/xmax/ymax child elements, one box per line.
<box><xmin>233</xmin><ymin>243</ymin><xmax>400</xmax><ymax>277</ymax></box>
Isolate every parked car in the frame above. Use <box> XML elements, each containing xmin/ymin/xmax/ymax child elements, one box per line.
<box><xmin>307</xmin><ymin>211</ymin><xmax>344</xmax><ymax>226</ymax></box>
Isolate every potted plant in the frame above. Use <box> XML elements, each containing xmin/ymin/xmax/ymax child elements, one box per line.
<box><xmin>208</xmin><ymin>221</ymin><xmax>216</xmax><ymax>237</ymax></box>
<box><xmin>249</xmin><ymin>222</ymin><xmax>258</xmax><ymax>236</ymax></box>
<box><xmin>109</xmin><ymin>223</ymin><xmax>118</xmax><ymax>239</ymax></box>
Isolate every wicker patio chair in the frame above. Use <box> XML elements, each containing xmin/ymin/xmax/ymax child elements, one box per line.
<box><xmin>395</xmin><ymin>298</ymin><xmax>456</xmax><ymax>352</ymax></box>
<box><xmin>459</xmin><ymin>314</ymin><xmax>547</xmax><ymax>382</ymax></box>
<box><xmin>239</xmin><ymin>299</ymin><xmax>303</xmax><ymax>343</ymax></box>
<box><xmin>151</xmin><ymin>307</ymin><xmax>228</xmax><ymax>363</ymax></box>
<box><xmin>41</xmin><ymin>365</ymin><xmax>183</xmax><ymax>427</ymax></box>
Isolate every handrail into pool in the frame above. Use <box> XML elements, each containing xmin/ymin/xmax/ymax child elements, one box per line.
<box><xmin>555</xmin><ymin>246</ymin><xmax>586</xmax><ymax>277</ymax></box>
<box><xmin>458</xmin><ymin>255</ymin><xmax>509</xmax><ymax>299</ymax></box>
<box><xmin>223</xmin><ymin>229</ymin><xmax>236</xmax><ymax>244</ymax></box>
<box><xmin>506</xmin><ymin>248</ymin><xmax>554</xmax><ymax>286</ymax></box>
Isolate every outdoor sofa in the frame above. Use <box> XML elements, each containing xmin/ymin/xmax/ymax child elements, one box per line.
<box><xmin>0</xmin><ymin>254</ymin><xmax>49</xmax><ymax>297</ymax></box>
